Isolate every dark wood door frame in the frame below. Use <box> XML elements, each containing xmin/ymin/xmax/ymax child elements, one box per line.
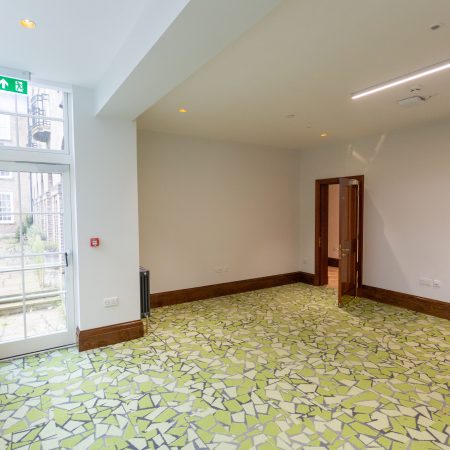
<box><xmin>314</xmin><ymin>175</ymin><xmax>364</xmax><ymax>288</ymax></box>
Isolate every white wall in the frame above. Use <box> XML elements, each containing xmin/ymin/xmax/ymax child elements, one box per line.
<box><xmin>328</xmin><ymin>184</ymin><xmax>339</xmax><ymax>259</ymax></box>
<box><xmin>138</xmin><ymin>131</ymin><xmax>300</xmax><ymax>293</ymax></box>
<box><xmin>299</xmin><ymin>118</ymin><xmax>450</xmax><ymax>303</ymax></box>
<box><xmin>72</xmin><ymin>87</ymin><xmax>140</xmax><ymax>330</ymax></box>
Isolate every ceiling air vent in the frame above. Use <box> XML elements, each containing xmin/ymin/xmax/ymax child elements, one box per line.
<box><xmin>397</xmin><ymin>95</ymin><xmax>428</xmax><ymax>108</ymax></box>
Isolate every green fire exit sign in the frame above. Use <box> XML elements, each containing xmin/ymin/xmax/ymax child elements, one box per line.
<box><xmin>0</xmin><ymin>75</ymin><xmax>28</xmax><ymax>95</ymax></box>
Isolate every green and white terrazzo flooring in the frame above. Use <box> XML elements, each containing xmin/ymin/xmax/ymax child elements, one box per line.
<box><xmin>0</xmin><ymin>283</ymin><xmax>449</xmax><ymax>449</ymax></box>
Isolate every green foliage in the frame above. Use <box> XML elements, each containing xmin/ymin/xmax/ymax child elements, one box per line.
<box><xmin>26</xmin><ymin>225</ymin><xmax>45</xmax><ymax>254</ymax></box>
<box><xmin>11</xmin><ymin>217</ymin><xmax>60</xmax><ymax>260</ymax></box>
<box><xmin>14</xmin><ymin>214</ymin><xmax>34</xmax><ymax>241</ymax></box>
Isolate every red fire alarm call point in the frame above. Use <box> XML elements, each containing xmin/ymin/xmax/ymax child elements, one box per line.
<box><xmin>90</xmin><ymin>238</ymin><xmax>100</xmax><ymax>247</ymax></box>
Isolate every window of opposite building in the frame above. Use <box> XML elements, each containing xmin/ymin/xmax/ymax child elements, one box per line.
<box><xmin>0</xmin><ymin>192</ymin><xmax>13</xmax><ymax>223</ymax></box>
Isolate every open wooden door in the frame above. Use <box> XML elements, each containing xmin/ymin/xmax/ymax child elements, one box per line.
<box><xmin>338</xmin><ymin>177</ymin><xmax>359</xmax><ymax>306</ymax></box>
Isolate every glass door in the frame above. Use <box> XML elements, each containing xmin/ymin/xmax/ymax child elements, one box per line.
<box><xmin>0</xmin><ymin>163</ymin><xmax>74</xmax><ymax>358</ymax></box>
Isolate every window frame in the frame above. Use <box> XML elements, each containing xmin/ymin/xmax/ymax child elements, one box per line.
<box><xmin>0</xmin><ymin>84</ymin><xmax>70</xmax><ymax>156</ymax></box>
<box><xmin>0</xmin><ymin>191</ymin><xmax>14</xmax><ymax>224</ymax></box>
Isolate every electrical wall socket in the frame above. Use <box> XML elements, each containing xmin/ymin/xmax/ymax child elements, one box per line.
<box><xmin>432</xmin><ymin>280</ymin><xmax>441</xmax><ymax>288</ymax></box>
<box><xmin>215</xmin><ymin>266</ymin><xmax>229</xmax><ymax>273</ymax></box>
<box><xmin>419</xmin><ymin>277</ymin><xmax>433</xmax><ymax>287</ymax></box>
<box><xmin>419</xmin><ymin>278</ymin><xmax>441</xmax><ymax>288</ymax></box>
<box><xmin>104</xmin><ymin>297</ymin><xmax>119</xmax><ymax>307</ymax></box>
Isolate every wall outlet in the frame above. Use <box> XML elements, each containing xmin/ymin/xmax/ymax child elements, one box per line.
<box><xmin>104</xmin><ymin>297</ymin><xmax>119</xmax><ymax>307</ymax></box>
<box><xmin>215</xmin><ymin>266</ymin><xmax>229</xmax><ymax>273</ymax></box>
<box><xmin>432</xmin><ymin>280</ymin><xmax>441</xmax><ymax>288</ymax></box>
<box><xmin>419</xmin><ymin>277</ymin><xmax>433</xmax><ymax>287</ymax></box>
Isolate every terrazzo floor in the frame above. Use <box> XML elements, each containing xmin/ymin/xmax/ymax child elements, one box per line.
<box><xmin>0</xmin><ymin>283</ymin><xmax>449</xmax><ymax>449</ymax></box>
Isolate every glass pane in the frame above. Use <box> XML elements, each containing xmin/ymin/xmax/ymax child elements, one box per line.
<box><xmin>16</xmin><ymin>171</ymin><xmax>32</xmax><ymax>213</ymax></box>
<box><xmin>0</xmin><ymin>266</ymin><xmax>24</xmax><ymax>343</ymax></box>
<box><xmin>0</xmin><ymin>91</ymin><xmax>17</xmax><ymax>114</ymax></box>
<box><xmin>0</xmin><ymin>176</ymin><xmax>23</xmax><ymax>257</ymax></box>
<box><xmin>24</xmin><ymin>253</ymin><xmax>65</xmax><ymax>270</ymax></box>
<box><xmin>26</xmin><ymin>293</ymin><xmax>66</xmax><ymax>338</ymax></box>
<box><xmin>0</xmin><ymin>303</ymin><xmax>24</xmax><ymax>342</ymax></box>
<box><xmin>0</xmin><ymin>167</ymin><xmax>69</xmax><ymax>348</ymax></box>
<box><xmin>21</xmin><ymin>214</ymin><xmax>65</xmax><ymax>255</ymax></box>
<box><xmin>24</xmin><ymin>266</ymin><xmax>64</xmax><ymax>297</ymax></box>
<box><xmin>25</xmin><ymin>172</ymin><xmax>64</xmax><ymax>214</ymax></box>
<box><xmin>17</xmin><ymin>86</ymin><xmax>64</xmax><ymax>120</ymax></box>
<box><xmin>17</xmin><ymin>117</ymin><xmax>64</xmax><ymax>151</ymax></box>
<box><xmin>0</xmin><ymin>218</ymin><xmax>22</xmax><ymax>259</ymax></box>
<box><xmin>0</xmin><ymin>256</ymin><xmax>21</xmax><ymax>271</ymax></box>
<box><xmin>0</xmin><ymin>114</ymin><xmax>17</xmax><ymax>147</ymax></box>
<box><xmin>16</xmin><ymin>93</ymin><xmax>28</xmax><ymax>115</ymax></box>
<box><xmin>0</xmin><ymin>270</ymin><xmax>23</xmax><ymax>300</ymax></box>
<box><xmin>0</xmin><ymin>171</ymin><xmax>24</xmax><ymax>345</ymax></box>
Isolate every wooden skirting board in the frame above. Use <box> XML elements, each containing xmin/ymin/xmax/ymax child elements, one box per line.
<box><xmin>358</xmin><ymin>285</ymin><xmax>450</xmax><ymax>321</ymax></box>
<box><xmin>77</xmin><ymin>320</ymin><xmax>144</xmax><ymax>352</ymax></box>
<box><xmin>151</xmin><ymin>271</ymin><xmax>315</xmax><ymax>308</ymax></box>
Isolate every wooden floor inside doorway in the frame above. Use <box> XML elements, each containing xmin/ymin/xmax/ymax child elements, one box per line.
<box><xmin>327</xmin><ymin>266</ymin><xmax>339</xmax><ymax>289</ymax></box>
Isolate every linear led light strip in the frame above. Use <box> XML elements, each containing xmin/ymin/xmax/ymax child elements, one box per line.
<box><xmin>352</xmin><ymin>60</ymin><xmax>450</xmax><ymax>100</ymax></box>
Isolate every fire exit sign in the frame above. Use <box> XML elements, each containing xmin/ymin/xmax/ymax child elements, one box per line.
<box><xmin>0</xmin><ymin>75</ymin><xmax>28</xmax><ymax>95</ymax></box>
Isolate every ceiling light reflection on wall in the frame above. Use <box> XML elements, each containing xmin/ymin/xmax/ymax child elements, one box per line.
<box><xmin>20</xmin><ymin>19</ymin><xmax>36</xmax><ymax>29</ymax></box>
<box><xmin>352</xmin><ymin>60</ymin><xmax>450</xmax><ymax>100</ymax></box>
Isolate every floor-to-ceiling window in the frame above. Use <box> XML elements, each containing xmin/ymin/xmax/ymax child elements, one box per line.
<box><xmin>0</xmin><ymin>78</ymin><xmax>75</xmax><ymax>358</ymax></box>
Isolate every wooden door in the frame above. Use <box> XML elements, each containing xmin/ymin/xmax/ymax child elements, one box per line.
<box><xmin>338</xmin><ymin>178</ymin><xmax>359</xmax><ymax>306</ymax></box>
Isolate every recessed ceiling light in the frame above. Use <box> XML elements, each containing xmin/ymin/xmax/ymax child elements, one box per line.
<box><xmin>352</xmin><ymin>59</ymin><xmax>450</xmax><ymax>100</ymax></box>
<box><xmin>285</xmin><ymin>114</ymin><xmax>296</xmax><ymax>119</ymax></box>
<box><xmin>320</xmin><ymin>132</ymin><xmax>328</xmax><ymax>137</ymax></box>
<box><xmin>19</xmin><ymin>18</ymin><xmax>36</xmax><ymax>29</ymax></box>
<box><xmin>178</xmin><ymin>108</ymin><xmax>188</xmax><ymax>113</ymax></box>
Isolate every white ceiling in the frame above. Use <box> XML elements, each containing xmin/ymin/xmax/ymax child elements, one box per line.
<box><xmin>96</xmin><ymin>0</ymin><xmax>280</xmax><ymax>119</ymax></box>
<box><xmin>0</xmin><ymin>0</ymin><xmax>147</xmax><ymax>86</ymax></box>
<box><xmin>137</xmin><ymin>0</ymin><xmax>450</xmax><ymax>148</ymax></box>
<box><xmin>0</xmin><ymin>0</ymin><xmax>281</xmax><ymax>121</ymax></box>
